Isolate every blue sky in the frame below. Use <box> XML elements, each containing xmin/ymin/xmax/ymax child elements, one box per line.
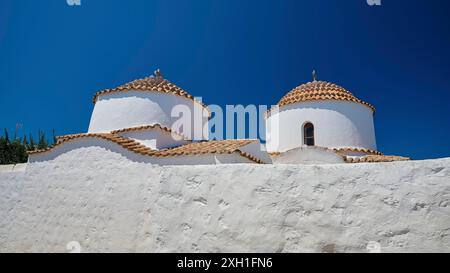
<box><xmin>0</xmin><ymin>0</ymin><xmax>449</xmax><ymax>159</ymax></box>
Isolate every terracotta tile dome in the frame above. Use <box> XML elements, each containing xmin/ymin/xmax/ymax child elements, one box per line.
<box><xmin>92</xmin><ymin>69</ymin><xmax>208</xmax><ymax>111</ymax></box>
<box><xmin>277</xmin><ymin>80</ymin><xmax>376</xmax><ymax>113</ymax></box>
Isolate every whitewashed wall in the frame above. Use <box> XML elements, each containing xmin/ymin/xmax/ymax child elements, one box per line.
<box><xmin>27</xmin><ymin>138</ymin><xmax>253</xmax><ymax>165</ymax></box>
<box><xmin>88</xmin><ymin>91</ymin><xmax>209</xmax><ymax>140</ymax></box>
<box><xmin>239</xmin><ymin>141</ymin><xmax>273</xmax><ymax>164</ymax></box>
<box><xmin>1</xmin><ymin>155</ymin><xmax>449</xmax><ymax>253</ymax></box>
<box><xmin>272</xmin><ymin>147</ymin><xmax>345</xmax><ymax>165</ymax></box>
<box><xmin>266</xmin><ymin>101</ymin><xmax>376</xmax><ymax>153</ymax></box>
<box><xmin>116</xmin><ymin>129</ymin><xmax>190</xmax><ymax>150</ymax></box>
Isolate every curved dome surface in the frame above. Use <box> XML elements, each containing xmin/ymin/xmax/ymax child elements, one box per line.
<box><xmin>266</xmin><ymin>78</ymin><xmax>377</xmax><ymax>153</ymax></box>
<box><xmin>88</xmin><ymin>71</ymin><xmax>209</xmax><ymax>140</ymax></box>
<box><xmin>277</xmin><ymin>80</ymin><xmax>375</xmax><ymax>113</ymax></box>
<box><xmin>92</xmin><ymin>71</ymin><xmax>208</xmax><ymax>111</ymax></box>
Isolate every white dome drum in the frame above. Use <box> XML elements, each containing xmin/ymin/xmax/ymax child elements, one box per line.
<box><xmin>266</xmin><ymin>78</ymin><xmax>377</xmax><ymax>154</ymax></box>
<box><xmin>88</xmin><ymin>71</ymin><xmax>209</xmax><ymax>141</ymax></box>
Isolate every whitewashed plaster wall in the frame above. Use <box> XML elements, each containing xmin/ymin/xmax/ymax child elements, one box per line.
<box><xmin>88</xmin><ymin>91</ymin><xmax>209</xmax><ymax>140</ymax></box>
<box><xmin>272</xmin><ymin>147</ymin><xmax>345</xmax><ymax>165</ymax></box>
<box><xmin>27</xmin><ymin>138</ymin><xmax>253</xmax><ymax>166</ymax></box>
<box><xmin>116</xmin><ymin>129</ymin><xmax>190</xmax><ymax>150</ymax></box>
<box><xmin>238</xmin><ymin>141</ymin><xmax>273</xmax><ymax>164</ymax></box>
<box><xmin>266</xmin><ymin>101</ymin><xmax>376</xmax><ymax>153</ymax></box>
<box><xmin>1</xmin><ymin>153</ymin><xmax>449</xmax><ymax>253</ymax></box>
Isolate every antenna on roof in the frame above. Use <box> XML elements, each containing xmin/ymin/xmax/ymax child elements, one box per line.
<box><xmin>312</xmin><ymin>70</ymin><xmax>317</xmax><ymax>82</ymax></box>
<box><xmin>154</xmin><ymin>69</ymin><xmax>163</xmax><ymax>78</ymax></box>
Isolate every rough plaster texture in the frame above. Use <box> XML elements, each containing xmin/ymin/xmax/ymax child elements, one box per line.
<box><xmin>1</xmin><ymin>154</ymin><xmax>449</xmax><ymax>253</ymax></box>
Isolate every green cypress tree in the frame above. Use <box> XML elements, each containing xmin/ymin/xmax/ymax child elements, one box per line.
<box><xmin>0</xmin><ymin>129</ymin><xmax>61</xmax><ymax>164</ymax></box>
<box><xmin>21</xmin><ymin>135</ymin><xmax>29</xmax><ymax>163</ymax></box>
<box><xmin>9</xmin><ymin>139</ymin><xmax>27</xmax><ymax>164</ymax></box>
<box><xmin>52</xmin><ymin>129</ymin><xmax>57</xmax><ymax>146</ymax></box>
<box><xmin>28</xmin><ymin>133</ymin><xmax>35</xmax><ymax>151</ymax></box>
<box><xmin>0</xmin><ymin>131</ymin><xmax>31</xmax><ymax>164</ymax></box>
<box><xmin>10</xmin><ymin>139</ymin><xmax>18</xmax><ymax>164</ymax></box>
<box><xmin>38</xmin><ymin>130</ymin><xmax>48</xmax><ymax>150</ymax></box>
<box><xmin>23</xmin><ymin>135</ymin><xmax>28</xmax><ymax>148</ymax></box>
<box><xmin>4</xmin><ymin>128</ymin><xmax>9</xmax><ymax>144</ymax></box>
<box><xmin>0</xmin><ymin>134</ymin><xmax>6</xmax><ymax>164</ymax></box>
<box><xmin>16</xmin><ymin>139</ymin><xmax>27</xmax><ymax>163</ymax></box>
<box><xmin>3</xmin><ymin>129</ymin><xmax>11</xmax><ymax>164</ymax></box>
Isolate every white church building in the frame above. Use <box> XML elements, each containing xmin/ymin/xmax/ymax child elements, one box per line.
<box><xmin>28</xmin><ymin>70</ymin><xmax>409</xmax><ymax>165</ymax></box>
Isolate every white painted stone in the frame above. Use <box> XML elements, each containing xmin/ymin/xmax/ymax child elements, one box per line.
<box><xmin>272</xmin><ymin>146</ymin><xmax>345</xmax><ymax>165</ymax></box>
<box><xmin>239</xmin><ymin>141</ymin><xmax>273</xmax><ymax>164</ymax></box>
<box><xmin>27</xmin><ymin>137</ymin><xmax>254</xmax><ymax>165</ymax></box>
<box><xmin>88</xmin><ymin>91</ymin><xmax>209</xmax><ymax>141</ymax></box>
<box><xmin>0</xmin><ymin>164</ymin><xmax>27</xmax><ymax>173</ymax></box>
<box><xmin>1</xmin><ymin>152</ymin><xmax>449</xmax><ymax>253</ymax></box>
<box><xmin>116</xmin><ymin>129</ymin><xmax>190</xmax><ymax>150</ymax></box>
<box><xmin>266</xmin><ymin>100</ymin><xmax>376</xmax><ymax>153</ymax></box>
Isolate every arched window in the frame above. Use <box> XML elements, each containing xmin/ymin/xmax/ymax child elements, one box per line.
<box><xmin>303</xmin><ymin>122</ymin><xmax>315</xmax><ymax>146</ymax></box>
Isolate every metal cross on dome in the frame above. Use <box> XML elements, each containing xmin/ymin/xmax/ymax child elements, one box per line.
<box><xmin>312</xmin><ymin>70</ymin><xmax>318</xmax><ymax>82</ymax></box>
<box><xmin>154</xmin><ymin>69</ymin><xmax>163</xmax><ymax>78</ymax></box>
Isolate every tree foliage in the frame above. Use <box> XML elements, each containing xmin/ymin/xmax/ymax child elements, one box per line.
<box><xmin>0</xmin><ymin>129</ymin><xmax>57</xmax><ymax>165</ymax></box>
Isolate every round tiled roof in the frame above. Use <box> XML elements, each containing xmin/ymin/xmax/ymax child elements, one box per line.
<box><xmin>92</xmin><ymin>70</ymin><xmax>209</xmax><ymax>112</ymax></box>
<box><xmin>276</xmin><ymin>80</ymin><xmax>376</xmax><ymax>113</ymax></box>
